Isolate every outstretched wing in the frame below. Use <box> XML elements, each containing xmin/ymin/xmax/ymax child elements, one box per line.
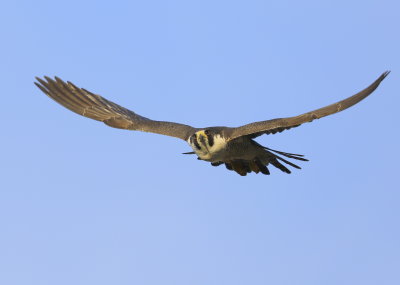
<box><xmin>35</xmin><ymin>76</ymin><xmax>197</xmax><ymax>141</ymax></box>
<box><xmin>225</xmin><ymin>71</ymin><xmax>390</xmax><ymax>140</ymax></box>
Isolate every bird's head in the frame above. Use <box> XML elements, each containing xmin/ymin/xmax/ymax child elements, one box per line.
<box><xmin>187</xmin><ymin>128</ymin><xmax>227</xmax><ymax>159</ymax></box>
<box><xmin>189</xmin><ymin>129</ymin><xmax>216</xmax><ymax>150</ymax></box>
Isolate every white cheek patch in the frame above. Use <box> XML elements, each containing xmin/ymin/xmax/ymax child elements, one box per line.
<box><xmin>187</xmin><ymin>137</ymin><xmax>203</xmax><ymax>154</ymax></box>
<box><xmin>208</xmin><ymin>135</ymin><xmax>226</xmax><ymax>152</ymax></box>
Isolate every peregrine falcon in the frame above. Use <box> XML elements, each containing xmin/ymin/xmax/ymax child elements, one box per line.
<box><xmin>35</xmin><ymin>71</ymin><xmax>389</xmax><ymax>176</ymax></box>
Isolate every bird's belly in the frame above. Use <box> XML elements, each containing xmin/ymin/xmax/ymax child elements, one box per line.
<box><xmin>195</xmin><ymin>138</ymin><xmax>265</xmax><ymax>162</ymax></box>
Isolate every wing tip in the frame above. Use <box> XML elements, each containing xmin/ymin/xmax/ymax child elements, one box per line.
<box><xmin>381</xmin><ymin>70</ymin><xmax>391</xmax><ymax>81</ymax></box>
<box><xmin>367</xmin><ymin>70</ymin><xmax>390</xmax><ymax>94</ymax></box>
<box><xmin>34</xmin><ymin>76</ymin><xmax>51</xmax><ymax>92</ymax></box>
<box><xmin>34</xmin><ymin>75</ymin><xmax>62</xmax><ymax>83</ymax></box>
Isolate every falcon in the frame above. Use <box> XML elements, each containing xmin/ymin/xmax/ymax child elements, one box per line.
<box><xmin>35</xmin><ymin>71</ymin><xmax>389</xmax><ymax>176</ymax></box>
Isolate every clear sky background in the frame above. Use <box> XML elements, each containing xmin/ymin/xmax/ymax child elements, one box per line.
<box><xmin>1</xmin><ymin>1</ymin><xmax>399</xmax><ymax>284</ymax></box>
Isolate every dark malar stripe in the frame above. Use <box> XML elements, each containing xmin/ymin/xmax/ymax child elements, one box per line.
<box><xmin>192</xmin><ymin>135</ymin><xmax>201</xmax><ymax>150</ymax></box>
<box><xmin>206</xmin><ymin>132</ymin><xmax>214</xmax><ymax>147</ymax></box>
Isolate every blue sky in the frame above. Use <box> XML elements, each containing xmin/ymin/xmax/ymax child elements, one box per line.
<box><xmin>1</xmin><ymin>0</ymin><xmax>399</xmax><ymax>284</ymax></box>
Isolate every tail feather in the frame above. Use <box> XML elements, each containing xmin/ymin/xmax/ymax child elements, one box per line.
<box><xmin>255</xmin><ymin>159</ymin><xmax>270</xmax><ymax>175</ymax></box>
<box><xmin>249</xmin><ymin>161</ymin><xmax>261</xmax><ymax>173</ymax></box>
<box><xmin>210</xmin><ymin>142</ymin><xmax>308</xmax><ymax>176</ymax></box>
<box><xmin>251</xmin><ymin>140</ymin><xmax>308</xmax><ymax>174</ymax></box>
<box><xmin>269</xmin><ymin>157</ymin><xmax>291</xmax><ymax>174</ymax></box>
<box><xmin>223</xmin><ymin>159</ymin><xmax>270</xmax><ymax>176</ymax></box>
<box><xmin>264</xmin><ymin>147</ymin><xmax>308</xmax><ymax>161</ymax></box>
<box><xmin>231</xmin><ymin>160</ymin><xmax>250</xmax><ymax>176</ymax></box>
<box><xmin>273</xmin><ymin>153</ymin><xmax>302</xmax><ymax>169</ymax></box>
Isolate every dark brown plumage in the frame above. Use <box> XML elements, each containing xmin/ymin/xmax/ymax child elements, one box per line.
<box><xmin>35</xmin><ymin>71</ymin><xmax>389</xmax><ymax>176</ymax></box>
<box><xmin>225</xmin><ymin>71</ymin><xmax>390</xmax><ymax>140</ymax></box>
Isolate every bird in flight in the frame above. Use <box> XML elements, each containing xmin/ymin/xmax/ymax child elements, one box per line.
<box><xmin>35</xmin><ymin>71</ymin><xmax>389</xmax><ymax>176</ymax></box>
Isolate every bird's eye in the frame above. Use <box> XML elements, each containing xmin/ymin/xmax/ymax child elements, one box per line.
<box><xmin>204</xmin><ymin>130</ymin><xmax>209</xmax><ymax>135</ymax></box>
